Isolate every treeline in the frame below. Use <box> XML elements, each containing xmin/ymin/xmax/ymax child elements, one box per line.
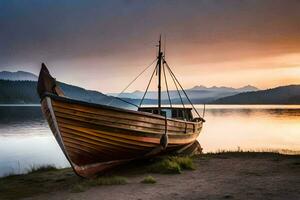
<box><xmin>3</xmin><ymin>80</ymin><xmax>300</xmax><ymax>105</ymax></box>
<box><xmin>0</xmin><ymin>80</ymin><xmax>113</xmax><ymax>104</ymax></box>
<box><xmin>0</xmin><ymin>80</ymin><xmax>39</xmax><ymax>103</ymax></box>
<box><xmin>214</xmin><ymin>85</ymin><xmax>300</xmax><ymax>104</ymax></box>
<box><xmin>0</xmin><ymin>80</ymin><xmax>133</xmax><ymax>108</ymax></box>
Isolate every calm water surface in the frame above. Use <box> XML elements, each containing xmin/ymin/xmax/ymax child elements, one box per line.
<box><xmin>0</xmin><ymin>105</ymin><xmax>299</xmax><ymax>177</ymax></box>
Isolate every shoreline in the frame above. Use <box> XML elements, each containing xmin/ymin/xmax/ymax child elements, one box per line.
<box><xmin>0</xmin><ymin>152</ymin><xmax>299</xmax><ymax>200</ymax></box>
<box><xmin>2</xmin><ymin>104</ymin><xmax>300</xmax><ymax>106</ymax></box>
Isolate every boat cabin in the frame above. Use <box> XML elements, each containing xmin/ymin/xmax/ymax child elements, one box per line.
<box><xmin>138</xmin><ymin>107</ymin><xmax>193</xmax><ymax>121</ymax></box>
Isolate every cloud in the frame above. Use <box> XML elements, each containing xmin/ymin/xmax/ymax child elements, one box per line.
<box><xmin>0</xmin><ymin>0</ymin><xmax>300</xmax><ymax>91</ymax></box>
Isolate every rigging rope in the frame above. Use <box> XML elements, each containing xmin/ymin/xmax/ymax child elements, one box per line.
<box><xmin>166</xmin><ymin>62</ymin><xmax>185</xmax><ymax>109</ymax></box>
<box><xmin>165</xmin><ymin>62</ymin><xmax>187</xmax><ymax>120</ymax></box>
<box><xmin>139</xmin><ymin>62</ymin><xmax>158</xmax><ymax>107</ymax></box>
<box><xmin>104</xmin><ymin>44</ymin><xmax>203</xmax><ymax>120</ymax></box>
<box><xmin>164</xmin><ymin>59</ymin><xmax>202</xmax><ymax>118</ymax></box>
<box><xmin>107</xmin><ymin>58</ymin><xmax>157</xmax><ymax>107</ymax></box>
<box><xmin>112</xmin><ymin>96</ymin><xmax>139</xmax><ymax>108</ymax></box>
<box><xmin>162</xmin><ymin>61</ymin><xmax>172</xmax><ymax>107</ymax></box>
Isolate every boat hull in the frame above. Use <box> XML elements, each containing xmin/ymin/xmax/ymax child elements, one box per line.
<box><xmin>41</xmin><ymin>94</ymin><xmax>202</xmax><ymax>177</ymax></box>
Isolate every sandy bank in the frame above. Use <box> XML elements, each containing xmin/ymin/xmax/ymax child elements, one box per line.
<box><xmin>1</xmin><ymin>152</ymin><xmax>299</xmax><ymax>200</ymax></box>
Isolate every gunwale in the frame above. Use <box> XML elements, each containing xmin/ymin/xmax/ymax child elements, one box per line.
<box><xmin>42</xmin><ymin>92</ymin><xmax>200</xmax><ymax>125</ymax></box>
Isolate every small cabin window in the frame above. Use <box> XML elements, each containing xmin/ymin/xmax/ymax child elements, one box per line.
<box><xmin>187</xmin><ymin>111</ymin><xmax>193</xmax><ymax>120</ymax></box>
<box><xmin>153</xmin><ymin>109</ymin><xmax>159</xmax><ymax>114</ymax></box>
<box><xmin>171</xmin><ymin>109</ymin><xmax>193</xmax><ymax>121</ymax></box>
<box><xmin>178</xmin><ymin>110</ymin><xmax>183</xmax><ymax>118</ymax></box>
<box><xmin>143</xmin><ymin>109</ymin><xmax>152</xmax><ymax>114</ymax></box>
<box><xmin>172</xmin><ymin>110</ymin><xmax>177</xmax><ymax>118</ymax></box>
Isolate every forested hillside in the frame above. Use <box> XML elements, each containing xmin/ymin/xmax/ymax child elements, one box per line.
<box><xmin>0</xmin><ymin>80</ymin><xmax>112</xmax><ymax>105</ymax></box>
<box><xmin>214</xmin><ymin>85</ymin><xmax>300</xmax><ymax>104</ymax></box>
<box><xmin>0</xmin><ymin>80</ymin><xmax>39</xmax><ymax>103</ymax></box>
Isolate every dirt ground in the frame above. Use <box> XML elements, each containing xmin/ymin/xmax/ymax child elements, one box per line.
<box><xmin>23</xmin><ymin>153</ymin><xmax>300</xmax><ymax>200</ymax></box>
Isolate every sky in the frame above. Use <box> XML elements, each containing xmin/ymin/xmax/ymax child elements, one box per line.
<box><xmin>0</xmin><ymin>0</ymin><xmax>300</xmax><ymax>93</ymax></box>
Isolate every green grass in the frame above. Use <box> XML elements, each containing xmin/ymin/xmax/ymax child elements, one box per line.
<box><xmin>0</xmin><ymin>167</ymin><xmax>128</xmax><ymax>198</ymax></box>
<box><xmin>2</xmin><ymin>165</ymin><xmax>58</xmax><ymax>178</ymax></box>
<box><xmin>170</xmin><ymin>156</ymin><xmax>195</xmax><ymax>170</ymax></box>
<box><xmin>71</xmin><ymin>176</ymin><xmax>128</xmax><ymax>193</ymax></box>
<box><xmin>204</xmin><ymin>150</ymin><xmax>283</xmax><ymax>159</ymax></box>
<box><xmin>148</xmin><ymin>159</ymin><xmax>181</xmax><ymax>174</ymax></box>
<box><xmin>147</xmin><ymin>156</ymin><xmax>195</xmax><ymax>174</ymax></box>
<box><xmin>27</xmin><ymin>165</ymin><xmax>58</xmax><ymax>174</ymax></box>
<box><xmin>205</xmin><ymin>148</ymin><xmax>300</xmax><ymax>156</ymax></box>
<box><xmin>141</xmin><ymin>176</ymin><xmax>156</xmax><ymax>184</ymax></box>
<box><xmin>0</xmin><ymin>167</ymin><xmax>77</xmax><ymax>200</ymax></box>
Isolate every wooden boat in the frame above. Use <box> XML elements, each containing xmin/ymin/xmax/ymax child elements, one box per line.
<box><xmin>37</xmin><ymin>38</ymin><xmax>205</xmax><ymax>178</ymax></box>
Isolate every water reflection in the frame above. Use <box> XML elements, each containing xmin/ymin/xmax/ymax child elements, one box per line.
<box><xmin>206</xmin><ymin>108</ymin><xmax>300</xmax><ymax>118</ymax></box>
<box><xmin>0</xmin><ymin>106</ymin><xmax>69</xmax><ymax>177</ymax></box>
<box><xmin>0</xmin><ymin>106</ymin><xmax>47</xmax><ymax>136</ymax></box>
<box><xmin>198</xmin><ymin>105</ymin><xmax>300</xmax><ymax>153</ymax></box>
<box><xmin>0</xmin><ymin>105</ymin><xmax>299</xmax><ymax>177</ymax></box>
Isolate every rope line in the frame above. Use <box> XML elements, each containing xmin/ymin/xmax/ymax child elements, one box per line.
<box><xmin>113</xmin><ymin>97</ymin><xmax>139</xmax><ymax>108</ymax></box>
<box><xmin>165</xmin><ymin>62</ymin><xmax>187</xmax><ymax>120</ymax></box>
<box><xmin>164</xmin><ymin>59</ymin><xmax>201</xmax><ymax>118</ymax></box>
<box><xmin>166</xmin><ymin>62</ymin><xmax>185</xmax><ymax>109</ymax></box>
<box><xmin>139</xmin><ymin>62</ymin><xmax>158</xmax><ymax>107</ymax></box>
<box><xmin>107</xmin><ymin>58</ymin><xmax>157</xmax><ymax>106</ymax></box>
<box><xmin>163</xmin><ymin>61</ymin><xmax>172</xmax><ymax>107</ymax></box>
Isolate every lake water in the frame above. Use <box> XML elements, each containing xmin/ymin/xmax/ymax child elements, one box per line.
<box><xmin>0</xmin><ymin>105</ymin><xmax>300</xmax><ymax>177</ymax></box>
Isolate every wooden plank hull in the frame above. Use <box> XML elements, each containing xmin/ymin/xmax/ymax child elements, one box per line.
<box><xmin>41</xmin><ymin>95</ymin><xmax>203</xmax><ymax>177</ymax></box>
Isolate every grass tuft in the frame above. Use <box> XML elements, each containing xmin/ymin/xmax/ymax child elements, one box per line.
<box><xmin>70</xmin><ymin>176</ymin><xmax>127</xmax><ymax>193</ymax></box>
<box><xmin>82</xmin><ymin>176</ymin><xmax>127</xmax><ymax>187</ymax></box>
<box><xmin>141</xmin><ymin>175</ymin><xmax>156</xmax><ymax>184</ymax></box>
<box><xmin>148</xmin><ymin>159</ymin><xmax>181</xmax><ymax>174</ymax></box>
<box><xmin>27</xmin><ymin>165</ymin><xmax>57</xmax><ymax>174</ymax></box>
<box><xmin>147</xmin><ymin>156</ymin><xmax>195</xmax><ymax>174</ymax></box>
<box><xmin>170</xmin><ymin>156</ymin><xmax>195</xmax><ymax>170</ymax></box>
<box><xmin>91</xmin><ymin>176</ymin><xmax>128</xmax><ymax>186</ymax></box>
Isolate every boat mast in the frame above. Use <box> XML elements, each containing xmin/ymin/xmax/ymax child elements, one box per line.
<box><xmin>157</xmin><ymin>36</ymin><xmax>163</xmax><ymax>114</ymax></box>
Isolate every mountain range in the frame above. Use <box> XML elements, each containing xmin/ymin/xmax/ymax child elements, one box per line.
<box><xmin>190</xmin><ymin>85</ymin><xmax>258</xmax><ymax>92</ymax></box>
<box><xmin>214</xmin><ymin>85</ymin><xmax>300</xmax><ymax>104</ymax></box>
<box><xmin>0</xmin><ymin>71</ymin><xmax>38</xmax><ymax>81</ymax></box>
<box><xmin>0</xmin><ymin>71</ymin><xmax>136</xmax><ymax>108</ymax></box>
<box><xmin>1</xmin><ymin>70</ymin><xmax>300</xmax><ymax>105</ymax></box>
<box><xmin>109</xmin><ymin>85</ymin><xmax>259</xmax><ymax>103</ymax></box>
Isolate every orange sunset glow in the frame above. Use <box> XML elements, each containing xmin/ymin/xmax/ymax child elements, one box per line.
<box><xmin>0</xmin><ymin>0</ymin><xmax>299</xmax><ymax>93</ymax></box>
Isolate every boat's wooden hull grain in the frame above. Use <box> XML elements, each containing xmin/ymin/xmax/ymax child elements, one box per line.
<box><xmin>41</xmin><ymin>95</ymin><xmax>202</xmax><ymax>177</ymax></box>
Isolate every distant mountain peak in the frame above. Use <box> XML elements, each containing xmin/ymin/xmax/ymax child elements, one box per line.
<box><xmin>190</xmin><ymin>85</ymin><xmax>258</xmax><ymax>92</ymax></box>
<box><xmin>0</xmin><ymin>70</ymin><xmax>38</xmax><ymax>81</ymax></box>
<box><xmin>238</xmin><ymin>85</ymin><xmax>259</xmax><ymax>91</ymax></box>
<box><xmin>190</xmin><ymin>85</ymin><xmax>208</xmax><ymax>90</ymax></box>
<box><xmin>133</xmin><ymin>90</ymin><xmax>143</xmax><ymax>93</ymax></box>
